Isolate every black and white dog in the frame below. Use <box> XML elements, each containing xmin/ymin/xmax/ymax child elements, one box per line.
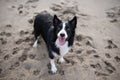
<box><xmin>33</xmin><ymin>13</ymin><xmax>77</xmax><ymax>73</ymax></box>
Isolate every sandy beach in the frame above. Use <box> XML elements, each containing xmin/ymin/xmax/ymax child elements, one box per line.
<box><xmin>0</xmin><ymin>0</ymin><xmax>120</xmax><ymax>80</ymax></box>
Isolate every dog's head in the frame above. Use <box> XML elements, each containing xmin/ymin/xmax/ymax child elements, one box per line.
<box><xmin>53</xmin><ymin>15</ymin><xmax>77</xmax><ymax>46</ymax></box>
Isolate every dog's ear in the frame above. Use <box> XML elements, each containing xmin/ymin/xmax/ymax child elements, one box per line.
<box><xmin>53</xmin><ymin>15</ymin><xmax>61</xmax><ymax>27</ymax></box>
<box><xmin>69</xmin><ymin>16</ymin><xmax>77</xmax><ymax>28</ymax></box>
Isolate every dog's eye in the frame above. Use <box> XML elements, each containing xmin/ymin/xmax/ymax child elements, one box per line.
<box><xmin>66</xmin><ymin>27</ymin><xmax>70</xmax><ymax>31</ymax></box>
<box><xmin>68</xmin><ymin>29</ymin><xmax>71</xmax><ymax>32</ymax></box>
<box><xmin>57</xmin><ymin>27</ymin><xmax>61</xmax><ymax>31</ymax></box>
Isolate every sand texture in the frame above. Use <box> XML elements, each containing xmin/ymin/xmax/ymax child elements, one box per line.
<box><xmin>0</xmin><ymin>0</ymin><xmax>120</xmax><ymax>80</ymax></box>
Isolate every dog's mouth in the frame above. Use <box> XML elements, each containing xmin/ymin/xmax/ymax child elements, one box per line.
<box><xmin>58</xmin><ymin>37</ymin><xmax>66</xmax><ymax>46</ymax></box>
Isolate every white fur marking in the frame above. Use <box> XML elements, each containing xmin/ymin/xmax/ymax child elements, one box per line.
<box><xmin>33</xmin><ymin>40</ymin><xmax>38</xmax><ymax>47</ymax></box>
<box><xmin>50</xmin><ymin>59</ymin><xmax>57</xmax><ymax>73</ymax></box>
<box><xmin>52</xmin><ymin>51</ymin><xmax>58</xmax><ymax>57</ymax></box>
<box><xmin>55</xmin><ymin>39</ymin><xmax>71</xmax><ymax>56</ymax></box>
<box><xmin>57</xmin><ymin>23</ymin><xmax>68</xmax><ymax>38</ymax></box>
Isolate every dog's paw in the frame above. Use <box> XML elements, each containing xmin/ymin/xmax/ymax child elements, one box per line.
<box><xmin>51</xmin><ymin>66</ymin><xmax>57</xmax><ymax>73</ymax></box>
<box><xmin>59</xmin><ymin>57</ymin><xmax>65</xmax><ymax>63</ymax></box>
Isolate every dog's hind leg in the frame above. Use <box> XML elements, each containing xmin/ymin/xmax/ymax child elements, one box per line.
<box><xmin>33</xmin><ymin>39</ymin><xmax>38</xmax><ymax>47</ymax></box>
<box><xmin>33</xmin><ymin>33</ymin><xmax>39</xmax><ymax>47</ymax></box>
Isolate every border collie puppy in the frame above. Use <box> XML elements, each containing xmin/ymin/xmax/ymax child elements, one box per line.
<box><xmin>33</xmin><ymin>13</ymin><xmax>77</xmax><ymax>73</ymax></box>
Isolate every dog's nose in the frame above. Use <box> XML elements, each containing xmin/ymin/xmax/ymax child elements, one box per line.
<box><xmin>60</xmin><ymin>33</ymin><xmax>65</xmax><ymax>37</ymax></box>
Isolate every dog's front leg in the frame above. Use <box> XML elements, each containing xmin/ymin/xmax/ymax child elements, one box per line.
<box><xmin>59</xmin><ymin>56</ymin><xmax>65</xmax><ymax>63</ymax></box>
<box><xmin>48</xmin><ymin>46</ymin><xmax>57</xmax><ymax>73</ymax></box>
<box><xmin>50</xmin><ymin>59</ymin><xmax>57</xmax><ymax>73</ymax></box>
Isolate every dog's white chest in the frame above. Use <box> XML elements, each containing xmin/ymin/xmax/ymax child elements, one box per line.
<box><xmin>55</xmin><ymin>39</ymin><xmax>71</xmax><ymax>56</ymax></box>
